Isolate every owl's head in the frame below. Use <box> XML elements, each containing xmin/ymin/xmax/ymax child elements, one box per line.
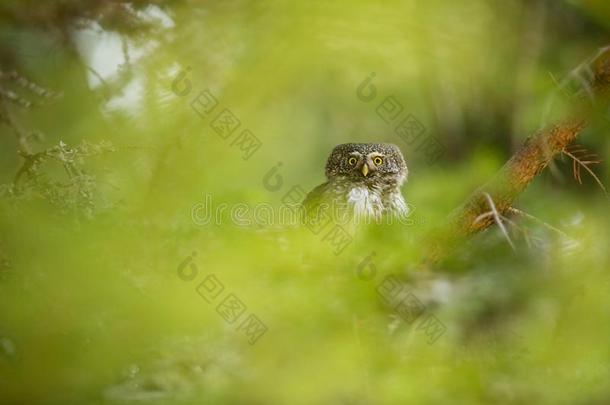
<box><xmin>324</xmin><ymin>143</ymin><xmax>407</xmax><ymax>186</ymax></box>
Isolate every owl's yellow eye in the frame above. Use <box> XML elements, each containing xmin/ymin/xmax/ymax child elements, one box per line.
<box><xmin>347</xmin><ymin>157</ymin><xmax>358</xmax><ymax>166</ymax></box>
<box><xmin>373</xmin><ymin>157</ymin><xmax>383</xmax><ymax>166</ymax></box>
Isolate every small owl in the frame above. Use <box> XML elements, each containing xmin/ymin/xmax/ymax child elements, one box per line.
<box><xmin>303</xmin><ymin>143</ymin><xmax>409</xmax><ymax>223</ymax></box>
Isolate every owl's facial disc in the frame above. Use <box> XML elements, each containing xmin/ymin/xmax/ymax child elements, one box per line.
<box><xmin>325</xmin><ymin>143</ymin><xmax>406</xmax><ymax>183</ymax></box>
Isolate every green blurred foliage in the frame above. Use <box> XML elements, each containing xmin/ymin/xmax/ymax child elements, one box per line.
<box><xmin>1</xmin><ymin>1</ymin><xmax>610</xmax><ymax>404</ymax></box>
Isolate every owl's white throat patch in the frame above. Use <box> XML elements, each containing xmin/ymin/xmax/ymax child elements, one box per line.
<box><xmin>347</xmin><ymin>186</ymin><xmax>383</xmax><ymax>221</ymax></box>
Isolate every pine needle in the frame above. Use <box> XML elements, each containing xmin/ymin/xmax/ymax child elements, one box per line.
<box><xmin>473</xmin><ymin>193</ymin><xmax>516</xmax><ymax>252</ymax></box>
<box><xmin>563</xmin><ymin>145</ymin><xmax>607</xmax><ymax>193</ymax></box>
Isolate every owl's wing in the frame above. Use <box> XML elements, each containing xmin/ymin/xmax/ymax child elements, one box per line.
<box><xmin>301</xmin><ymin>182</ymin><xmax>331</xmax><ymax>223</ymax></box>
<box><xmin>302</xmin><ymin>182</ymin><xmax>330</xmax><ymax>210</ymax></box>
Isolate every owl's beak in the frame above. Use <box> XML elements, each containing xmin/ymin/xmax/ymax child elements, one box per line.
<box><xmin>361</xmin><ymin>164</ymin><xmax>369</xmax><ymax>177</ymax></box>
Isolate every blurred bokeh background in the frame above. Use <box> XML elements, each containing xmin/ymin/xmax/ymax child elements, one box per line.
<box><xmin>1</xmin><ymin>0</ymin><xmax>610</xmax><ymax>403</ymax></box>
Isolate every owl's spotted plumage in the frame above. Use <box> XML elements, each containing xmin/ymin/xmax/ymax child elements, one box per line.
<box><xmin>303</xmin><ymin>143</ymin><xmax>409</xmax><ymax>223</ymax></box>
